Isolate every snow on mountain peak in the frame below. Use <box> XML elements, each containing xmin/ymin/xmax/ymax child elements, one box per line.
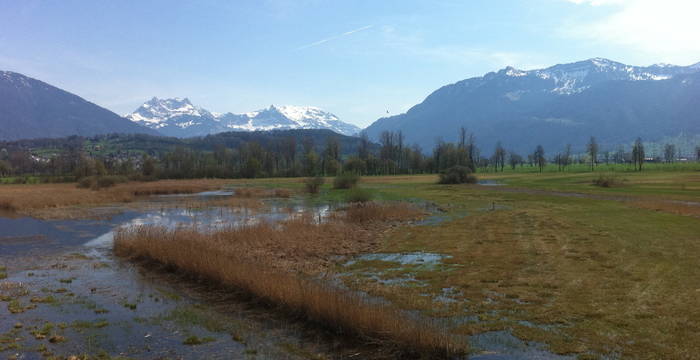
<box><xmin>127</xmin><ymin>97</ymin><xmax>209</xmax><ymax>128</ymax></box>
<box><xmin>504</xmin><ymin>67</ymin><xmax>527</xmax><ymax>77</ymax></box>
<box><xmin>491</xmin><ymin>57</ymin><xmax>700</xmax><ymax>96</ymax></box>
<box><xmin>127</xmin><ymin>99</ymin><xmax>360</xmax><ymax>137</ymax></box>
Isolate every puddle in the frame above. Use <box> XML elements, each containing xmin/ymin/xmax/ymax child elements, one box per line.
<box><xmin>417</xmin><ymin>210</ymin><xmax>470</xmax><ymax>226</ymax></box>
<box><xmin>345</xmin><ymin>252</ymin><xmax>451</xmax><ymax>266</ymax></box>
<box><xmin>156</xmin><ymin>190</ymin><xmax>235</xmax><ymax>198</ymax></box>
<box><xmin>478</xmin><ymin>180</ymin><xmax>504</xmax><ymax>186</ymax></box>
<box><xmin>469</xmin><ymin>331</ymin><xmax>575</xmax><ymax>360</ymax></box>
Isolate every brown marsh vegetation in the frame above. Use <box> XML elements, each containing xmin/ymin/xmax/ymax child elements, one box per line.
<box><xmin>233</xmin><ymin>186</ymin><xmax>293</xmax><ymax>198</ymax></box>
<box><xmin>0</xmin><ymin>179</ymin><xmax>232</xmax><ymax>217</ymax></box>
<box><xmin>343</xmin><ymin>202</ymin><xmax>426</xmax><ymax>223</ymax></box>
<box><xmin>113</xmin><ymin>203</ymin><xmax>466</xmax><ymax>357</ymax></box>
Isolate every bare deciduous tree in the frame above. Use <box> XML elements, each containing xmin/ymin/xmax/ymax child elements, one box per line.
<box><xmin>632</xmin><ymin>138</ymin><xmax>645</xmax><ymax>171</ymax></box>
<box><xmin>664</xmin><ymin>144</ymin><xmax>676</xmax><ymax>163</ymax></box>
<box><xmin>587</xmin><ymin>136</ymin><xmax>599</xmax><ymax>171</ymax></box>
<box><xmin>534</xmin><ymin>145</ymin><xmax>546</xmax><ymax>173</ymax></box>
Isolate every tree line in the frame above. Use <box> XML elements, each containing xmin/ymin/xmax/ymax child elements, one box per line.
<box><xmin>1</xmin><ymin>130</ymin><xmax>699</xmax><ymax>181</ymax></box>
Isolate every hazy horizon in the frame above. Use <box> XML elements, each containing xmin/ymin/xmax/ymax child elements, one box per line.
<box><xmin>2</xmin><ymin>0</ymin><xmax>699</xmax><ymax>127</ymax></box>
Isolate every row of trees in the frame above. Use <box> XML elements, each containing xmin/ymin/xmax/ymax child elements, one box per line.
<box><xmin>1</xmin><ymin>131</ymin><xmax>699</xmax><ymax>180</ymax></box>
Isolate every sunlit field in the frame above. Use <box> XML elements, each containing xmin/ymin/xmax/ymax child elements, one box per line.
<box><xmin>215</xmin><ymin>169</ymin><xmax>700</xmax><ymax>358</ymax></box>
<box><xmin>2</xmin><ymin>166</ymin><xmax>699</xmax><ymax>358</ymax></box>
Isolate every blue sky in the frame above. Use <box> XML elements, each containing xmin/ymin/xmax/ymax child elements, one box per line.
<box><xmin>1</xmin><ymin>0</ymin><xmax>699</xmax><ymax>127</ymax></box>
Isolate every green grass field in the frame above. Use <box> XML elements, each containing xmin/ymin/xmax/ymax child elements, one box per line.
<box><xmin>242</xmin><ymin>169</ymin><xmax>700</xmax><ymax>358</ymax></box>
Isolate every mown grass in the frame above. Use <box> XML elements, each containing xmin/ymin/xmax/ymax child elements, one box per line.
<box><xmin>114</xmin><ymin>213</ymin><xmax>466</xmax><ymax>357</ymax></box>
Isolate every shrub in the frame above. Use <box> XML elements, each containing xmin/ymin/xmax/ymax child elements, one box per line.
<box><xmin>345</xmin><ymin>187</ymin><xmax>373</xmax><ymax>203</ymax></box>
<box><xmin>333</xmin><ymin>172</ymin><xmax>360</xmax><ymax>189</ymax></box>
<box><xmin>438</xmin><ymin>166</ymin><xmax>477</xmax><ymax>184</ymax></box>
<box><xmin>77</xmin><ymin>176</ymin><xmax>95</xmax><ymax>189</ymax></box>
<box><xmin>304</xmin><ymin>176</ymin><xmax>325</xmax><ymax>194</ymax></box>
<box><xmin>593</xmin><ymin>174</ymin><xmax>625</xmax><ymax>188</ymax></box>
<box><xmin>343</xmin><ymin>157</ymin><xmax>367</xmax><ymax>175</ymax></box>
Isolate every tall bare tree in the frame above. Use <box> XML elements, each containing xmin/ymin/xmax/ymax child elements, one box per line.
<box><xmin>492</xmin><ymin>141</ymin><xmax>506</xmax><ymax>172</ymax></box>
<box><xmin>562</xmin><ymin>144</ymin><xmax>572</xmax><ymax>171</ymax></box>
<box><xmin>587</xmin><ymin>136</ymin><xmax>599</xmax><ymax>171</ymax></box>
<box><xmin>508</xmin><ymin>151</ymin><xmax>522</xmax><ymax>170</ymax></box>
<box><xmin>534</xmin><ymin>145</ymin><xmax>546</xmax><ymax>173</ymax></box>
<box><xmin>632</xmin><ymin>138</ymin><xmax>645</xmax><ymax>171</ymax></box>
<box><xmin>664</xmin><ymin>144</ymin><xmax>676</xmax><ymax>163</ymax></box>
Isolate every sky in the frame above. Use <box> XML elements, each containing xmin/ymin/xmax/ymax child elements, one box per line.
<box><xmin>1</xmin><ymin>0</ymin><xmax>699</xmax><ymax>128</ymax></box>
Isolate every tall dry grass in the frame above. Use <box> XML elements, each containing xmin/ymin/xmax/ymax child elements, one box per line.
<box><xmin>233</xmin><ymin>187</ymin><xmax>292</xmax><ymax>198</ymax></box>
<box><xmin>0</xmin><ymin>179</ymin><xmax>231</xmax><ymax>216</ymax></box>
<box><xmin>114</xmin><ymin>218</ymin><xmax>465</xmax><ymax>357</ymax></box>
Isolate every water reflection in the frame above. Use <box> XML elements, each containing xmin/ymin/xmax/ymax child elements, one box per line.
<box><xmin>0</xmin><ymin>191</ymin><xmax>330</xmax><ymax>257</ymax></box>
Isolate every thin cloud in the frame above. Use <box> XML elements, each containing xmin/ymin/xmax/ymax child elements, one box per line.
<box><xmin>377</xmin><ymin>26</ymin><xmax>546</xmax><ymax>71</ymax></box>
<box><xmin>295</xmin><ymin>25</ymin><xmax>373</xmax><ymax>50</ymax></box>
<box><xmin>562</xmin><ymin>0</ymin><xmax>700</xmax><ymax>64</ymax></box>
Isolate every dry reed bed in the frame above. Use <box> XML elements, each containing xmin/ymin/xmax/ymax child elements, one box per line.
<box><xmin>114</xmin><ymin>205</ymin><xmax>464</xmax><ymax>357</ymax></box>
<box><xmin>343</xmin><ymin>202</ymin><xmax>426</xmax><ymax>223</ymax></box>
<box><xmin>233</xmin><ymin>186</ymin><xmax>293</xmax><ymax>198</ymax></box>
<box><xmin>0</xmin><ymin>179</ymin><xmax>231</xmax><ymax>215</ymax></box>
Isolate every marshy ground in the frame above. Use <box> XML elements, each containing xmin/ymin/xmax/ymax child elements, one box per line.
<box><xmin>1</xmin><ymin>172</ymin><xmax>700</xmax><ymax>359</ymax></box>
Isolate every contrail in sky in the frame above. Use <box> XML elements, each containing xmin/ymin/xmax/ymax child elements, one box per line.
<box><xmin>295</xmin><ymin>25</ymin><xmax>373</xmax><ymax>50</ymax></box>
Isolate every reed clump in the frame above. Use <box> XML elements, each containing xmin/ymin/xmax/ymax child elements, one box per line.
<box><xmin>344</xmin><ymin>202</ymin><xmax>426</xmax><ymax>223</ymax></box>
<box><xmin>114</xmin><ymin>218</ymin><xmax>465</xmax><ymax>357</ymax></box>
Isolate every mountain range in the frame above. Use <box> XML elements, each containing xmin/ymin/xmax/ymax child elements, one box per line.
<box><xmin>126</xmin><ymin>97</ymin><xmax>361</xmax><ymax>137</ymax></box>
<box><xmin>0</xmin><ymin>71</ymin><xmax>157</xmax><ymax>141</ymax></box>
<box><xmin>3</xmin><ymin>58</ymin><xmax>700</xmax><ymax>152</ymax></box>
<box><xmin>365</xmin><ymin>58</ymin><xmax>700</xmax><ymax>154</ymax></box>
<box><xmin>0</xmin><ymin>71</ymin><xmax>360</xmax><ymax>141</ymax></box>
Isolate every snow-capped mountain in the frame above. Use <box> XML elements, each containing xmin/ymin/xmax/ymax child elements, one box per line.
<box><xmin>127</xmin><ymin>98</ymin><xmax>361</xmax><ymax>138</ymax></box>
<box><xmin>452</xmin><ymin>58</ymin><xmax>700</xmax><ymax>98</ymax></box>
<box><xmin>128</xmin><ymin>97</ymin><xmax>213</xmax><ymax>128</ymax></box>
<box><xmin>365</xmin><ymin>58</ymin><xmax>700</xmax><ymax>153</ymax></box>
<box><xmin>508</xmin><ymin>58</ymin><xmax>699</xmax><ymax>94</ymax></box>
